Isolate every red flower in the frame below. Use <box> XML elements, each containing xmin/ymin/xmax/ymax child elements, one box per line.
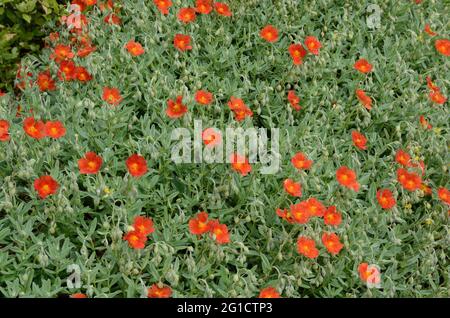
<box><xmin>437</xmin><ymin>187</ymin><xmax>450</xmax><ymax>205</ymax></box>
<box><xmin>351</xmin><ymin>131</ymin><xmax>367</xmax><ymax>150</ymax></box>
<box><xmin>202</xmin><ymin>128</ymin><xmax>222</xmax><ymax>148</ymax></box>
<box><xmin>397</xmin><ymin>168</ymin><xmax>422</xmax><ymax>191</ymax></box>
<box><xmin>336</xmin><ymin>166</ymin><xmax>360</xmax><ymax>192</ymax></box>
<box><xmin>276</xmin><ymin>208</ymin><xmax>295</xmax><ymax>224</ymax></box>
<box><xmin>153</xmin><ymin>0</ymin><xmax>172</xmax><ymax>15</ymax></box>
<box><xmin>195</xmin><ymin>0</ymin><xmax>212</xmax><ymax>14</ymax></box>
<box><xmin>260</xmin><ymin>25</ymin><xmax>279</xmax><ymax>43</ymax></box>
<box><xmin>102</xmin><ymin>87</ymin><xmax>123</xmax><ymax>106</ymax></box>
<box><xmin>58</xmin><ymin>61</ymin><xmax>76</xmax><ymax>81</ymax></box>
<box><xmin>126</xmin><ymin>154</ymin><xmax>148</xmax><ymax>177</ymax></box>
<box><xmin>426</xmin><ymin>76</ymin><xmax>440</xmax><ymax>92</ymax></box>
<box><xmin>258</xmin><ymin>287</ymin><xmax>281</xmax><ymax>298</ymax></box>
<box><xmin>376</xmin><ymin>189</ymin><xmax>396</xmax><ymax>209</ymax></box>
<box><xmin>291</xmin><ymin>152</ymin><xmax>313</xmax><ymax>170</ymax></box>
<box><xmin>297</xmin><ymin>236</ymin><xmax>319</xmax><ymax>259</ymax></box>
<box><xmin>178</xmin><ymin>8</ymin><xmax>196</xmax><ymax>23</ymax></box>
<box><xmin>290</xmin><ymin>202</ymin><xmax>311</xmax><ymax>224</ymax></box>
<box><xmin>147</xmin><ymin>284</ymin><xmax>172</xmax><ymax>298</ymax></box>
<box><xmin>322</xmin><ymin>232</ymin><xmax>343</xmax><ymax>255</ymax></box>
<box><xmin>288</xmin><ymin>44</ymin><xmax>307</xmax><ymax>65</ymax></box>
<box><xmin>104</xmin><ymin>13</ymin><xmax>121</xmax><ymax>25</ymax></box>
<box><xmin>429</xmin><ymin>90</ymin><xmax>447</xmax><ymax>104</ymax></box>
<box><xmin>166</xmin><ymin>95</ymin><xmax>188</xmax><ymax>118</ymax></box>
<box><xmin>189</xmin><ymin>211</ymin><xmax>210</xmax><ymax>235</ymax></box>
<box><xmin>45</xmin><ymin>121</ymin><xmax>66</xmax><ymax>139</ymax></box>
<box><xmin>354</xmin><ymin>58</ymin><xmax>373</xmax><ymax>73</ymax></box>
<box><xmin>355</xmin><ymin>89</ymin><xmax>372</xmax><ymax>110</ymax></box>
<box><xmin>419</xmin><ymin>115</ymin><xmax>432</xmax><ymax>130</ymax></box>
<box><xmin>23</xmin><ymin>117</ymin><xmax>46</xmax><ymax>139</ymax></box>
<box><xmin>227</xmin><ymin>96</ymin><xmax>253</xmax><ymax>121</ymax></box>
<box><xmin>287</xmin><ymin>90</ymin><xmax>301</xmax><ymax>111</ymax></box>
<box><xmin>0</xmin><ymin>120</ymin><xmax>10</xmax><ymax>142</ymax></box>
<box><xmin>358</xmin><ymin>263</ymin><xmax>381</xmax><ymax>285</ymax></box>
<box><xmin>74</xmin><ymin>66</ymin><xmax>93</xmax><ymax>83</ymax></box>
<box><xmin>283</xmin><ymin>179</ymin><xmax>302</xmax><ymax>197</ymax></box>
<box><xmin>395</xmin><ymin>149</ymin><xmax>411</xmax><ymax>167</ymax></box>
<box><xmin>34</xmin><ymin>175</ymin><xmax>59</xmax><ymax>199</ymax></box>
<box><xmin>51</xmin><ymin>44</ymin><xmax>74</xmax><ymax>63</ymax></box>
<box><xmin>230</xmin><ymin>153</ymin><xmax>252</xmax><ymax>176</ymax></box>
<box><xmin>173</xmin><ymin>34</ymin><xmax>192</xmax><ymax>51</ymax></box>
<box><xmin>214</xmin><ymin>2</ymin><xmax>232</xmax><ymax>17</ymax></box>
<box><xmin>304</xmin><ymin>197</ymin><xmax>326</xmax><ymax>217</ymax></box>
<box><xmin>78</xmin><ymin>152</ymin><xmax>103</xmax><ymax>174</ymax></box>
<box><xmin>195</xmin><ymin>90</ymin><xmax>213</xmax><ymax>105</ymax></box>
<box><xmin>70</xmin><ymin>293</ymin><xmax>88</xmax><ymax>298</ymax></box>
<box><xmin>424</xmin><ymin>24</ymin><xmax>437</xmax><ymax>36</ymax></box>
<box><xmin>77</xmin><ymin>44</ymin><xmax>96</xmax><ymax>58</ymax></box>
<box><xmin>123</xmin><ymin>230</ymin><xmax>147</xmax><ymax>249</ymax></box>
<box><xmin>435</xmin><ymin>39</ymin><xmax>450</xmax><ymax>56</ymax></box>
<box><xmin>83</xmin><ymin>0</ymin><xmax>96</xmax><ymax>6</ymax></box>
<box><xmin>133</xmin><ymin>216</ymin><xmax>155</xmax><ymax>236</ymax></box>
<box><xmin>125</xmin><ymin>40</ymin><xmax>145</xmax><ymax>56</ymax></box>
<box><xmin>304</xmin><ymin>36</ymin><xmax>321</xmax><ymax>55</ymax></box>
<box><xmin>37</xmin><ymin>71</ymin><xmax>56</xmax><ymax>91</ymax></box>
<box><xmin>323</xmin><ymin>206</ymin><xmax>342</xmax><ymax>227</ymax></box>
<box><xmin>208</xmin><ymin>219</ymin><xmax>230</xmax><ymax>244</ymax></box>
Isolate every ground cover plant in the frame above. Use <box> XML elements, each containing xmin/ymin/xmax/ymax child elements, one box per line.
<box><xmin>0</xmin><ymin>0</ymin><xmax>449</xmax><ymax>298</ymax></box>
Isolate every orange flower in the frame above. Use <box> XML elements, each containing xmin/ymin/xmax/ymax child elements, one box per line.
<box><xmin>133</xmin><ymin>216</ymin><xmax>155</xmax><ymax>236</ymax></box>
<box><xmin>70</xmin><ymin>293</ymin><xmax>88</xmax><ymax>298</ymax></box>
<box><xmin>123</xmin><ymin>230</ymin><xmax>147</xmax><ymax>249</ymax></box>
<box><xmin>336</xmin><ymin>166</ymin><xmax>360</xmax><ymax>192</ymax></box>
<box><xmin>397</xmin><ymin>168</ymin><xmax>422</xmax><ymax>191</ymax></box>
<box><xmin>419</xmin><ymin>115</ymin><xmax>432</xmax><ymax>130</ymax></box>
<box><xmin>126</xmin><ymin>154</ymin><xmax>148</xmax><ymax>177</ymax></box>
<box><xmin>355</xmin><ymin>89</ymin><xmax>372</xmax><ymax>110</ymax></box>
<box><xmin>147</xmin><ymin>284</ymin><xmax>172</xmax><ymax>298</ymax></box>
<box><xmin>102</xmin><ymin>87</ymin><xmax>123</xmax><ymax>106</ymax></box>
<box><xmin>323</xmin><ymin>206</ymin><xmax>342</xmax><ymax>227</ymax></box>
<box><xmin>0</xmin><ymin>120</ymin><xmax>10</xmax><ymax>142</ymax></box>
<box><xmin>424</xmin><ymin>24</ymin><xmax>437</xmax><ymax>36</ymax></box>
<box><xmin>258</xmin><ymin>287</ymin><xmax>281</xmax><ymax>298</ymax></box>
<box><xmin>276</xmin><ymin>208</ymin><xmax>295</xmax><ymax>224</ymax></box>
<box><xmin>304</xmin><ymin>197</ymin><xmax>326</xmax><ymax>217</ymax></box>
<box><xmin>202</xmin><ymin>128</ymin><xmax>222</xmax><ymax>148</ymax></box>
<box><xmin>37</xmin><ymin>71</ymin><xmax>56</xmax><ymax>91</ymax></box>
<box><xmin>104</xmin><ymin>13</ymin><xmax>121</xmax><ymax>25</ymax></box>
<box><xmin>358</xmin><ymin>263</ymin><xmax>381</xmax><ymax>285</ymax></box>
<box><xmin>188</xmin><ymin>211</ymin><xmax>210</xmax><ymax>235</ymax></box>
<box><xmin>354</xmin><ymin>58</ymin><xmax>373</xmax><ymax>73</ymax></box>
<box><xmin>45</xmin><ymin>121</ymin><xmax>66</xmax><ymax>139</ymax></box>
<box><xmin>395</xmin><ymin>149</ymin><xmax>411</xmax><ymax>167</ymax></box>
<box><xmin>83</xmin><ymin>0</ymin><xmax>97</xmax><ymax>6</ymax></box>
<box><xmin>437</xmin><ymin>187</ymin><xmax>450</xmax><ymax>205</ymax></box>
<box><xmin>195</xmin><ymin>0</ymin><xmax>212</xmax><ymax>14</ymax></box>
<box><xmin>178</xmin><ymin>8</ymin><xmax>196</xmax><ymax>23</ymax></box>
<box><xmin>227</xmin><ymin>96</ymin><xmax>253</xmax><ymax>121</ymax></box>
<box><xmin>435</xmin><ymin>39</ymin><xmax>450</xmax><ymax>56</ymax></box>
<box><xmin>260</xmin><ymin>25</ymin><xmax>279</xmax><ymax>43</ymax></box>
<box><xmin>51</xmin><ymin>44</ymin><xmax>74</xmax><ymax>63</ymax></box>
<box><xmin>376</xmin><ymin>189</ymin><xmax>396</xmax><ymax>209</ymax></box>
<box><xmin>153</xmin><ymin>0</ymin><xmax>172</xmax><ymax>15</ymax></box>
<box><xmin>208</xmin><ymin>219</ymin><xmax>230</xmax><ymax>244</ymax></box>
<box><xmin>287</xmin><ymin>90</ymin><xmax>301</xmax><ymax>111</ymax></box>
<box><xmin>296</xmin><ymin>236</ymin><xmax>319</xmax><ymax>259</ymax></box>
<box><xmin>304</xmin><ymin>36</ymin><xmax>321</xmax><ymax>55</ymax></box>
<box><xmin>290</xmin><ymin>202</ymin><xmax>310</xmax><ymax>224</ymax></box>
<box><xmin>173</xmin><ymin>34</ymin><xmax>192</xmax><ymax>51</ymax></box>
<box><xmin>322</xmin><ymin>232</ymin><xmax>343</xmax><ymax>255</ymax></box>
<box><xmin>230</xmin><ymin>153</ymin><xmax>252</xmax><ymax>176</ymax></box>
<box><xmin>78</xmin><ymin>152</ymin><xmax>103</xmax><ymax>174</ymax></box>
<box><xmin>351</xmin><ymin>130</ymin><xmax>367</xmax><ymax>150</ymax></box>
<box><xmin>74</xmin><ymin>66</ymin><xmax>93</xmax><ymax>82</ymax></box>
<box><xmin>214</xmin><ymin>2</ymin><xmax>232</xmax><ymax>17</ymax></box>
<box><xmin>291</xmin><ymin>152</ymin><xmax>313</xmax><ymax>170</ymax></box>
<box><xmin>23</xmin><ymin>117</ymin><xmax>46</xmax><ymax>139</ymax></box>
<box><xmin>34</xmin><ymin>175</ymin><xmax>59</xmax><ymax>199</ymax></box>
<box><xmin>166</xmin><ymin>95</ymin><xmax>188</xmax><ymax>118</ymax></box>
<box><xmin>77</xmin><ymin>44</ymin><xmax>96</xmax><ymax>57</ymax></box>
<box><xmin>288</xmin><ymin>43</ymin><xmax>307</xmax><ymax>65</ymax></box>
<box><xmin>125</xmin><ymin>40</ymin><xmax>145</xmax><ymax>56</ymax></box>
<box><xmin>283</xmin><ymin>179</ymin><xmax>302</xmax><ymax>197</ymax></box>
<box><xmin>195</xmin><ymin>90</ymin><xmax>213</xmax><ymax>105</ymax></box>
<box><xmin>429</xmin><ymin>90</ymin><xmax>447</xmax><ymax>104</ymax></box>
<box><xmin>426</xmin><ymin>76</ymin><xmax>440</xmax><ymax>92</ymax></box>
<box><xmin>58</xmin><ymin>60</ymin><xmax>76</xmax><ymax>81</ymax></box>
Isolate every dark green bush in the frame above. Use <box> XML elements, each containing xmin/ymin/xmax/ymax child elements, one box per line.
<box><xmin>0</xmin><ymin>0</ymin><xmax>63</xmax><ymax>91</ymax></box>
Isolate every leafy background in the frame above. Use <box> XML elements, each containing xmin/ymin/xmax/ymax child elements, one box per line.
<box><xmin>0</xmin><ymin>0</ymin><xmax>449</xmax><ymax>297</ymax></box>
